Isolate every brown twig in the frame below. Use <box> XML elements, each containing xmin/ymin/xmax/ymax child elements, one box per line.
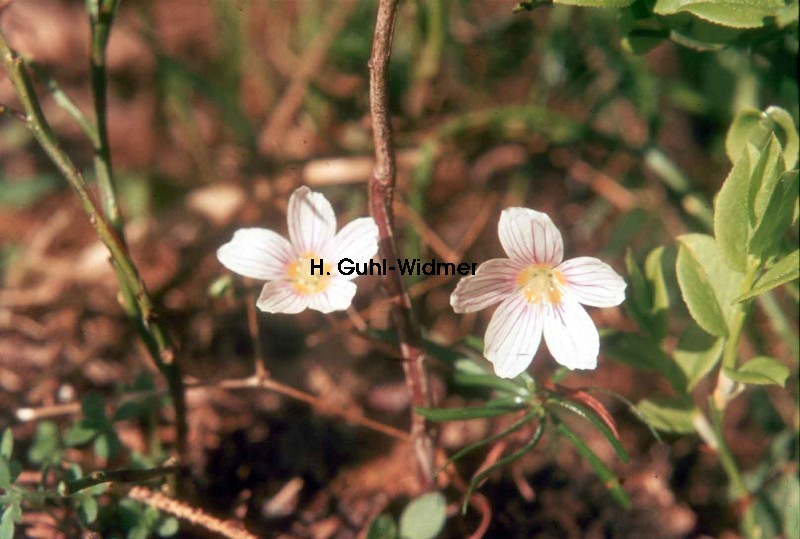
<box><xmin>368</xmin><ymin>0</ymin><xmax>436</xmax><ymax>487</ymax></box>
<box><xmin>15</xmin><ymin>375</ymin><xmax>410</xmax><ymax>442</ymax></box>
<box><xmin>128</xmin><ymin>486</ymin><xmax>258</xmax><ymax>539</ymax></box>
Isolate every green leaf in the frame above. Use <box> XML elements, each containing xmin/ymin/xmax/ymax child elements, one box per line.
<box><xmin>547</xmin><ymin>399</ymin><xmax>629</xmax><ymax>463</ymax></box>
<box><xmin>714</xmin><ymin>151</ymin><xmax>752</xmax><ymax>271</ymax></box>
<box><xmin>93</xmin><ymin>431</ymin><xmax>121</xmax><ymax>460</ymax></box>
<box><xmin>28</xmin><ymin>421</ymin><xmax>61</xmax><ymax>465</ymax></box>
<box><xmin>367</xmin><ymin>514</ymin><xmax>397</xmax><ymax>539</ymax></box>
<box><xmin>416</xmin><ymin>398</ymin><xmax>526</xmax><ymax>422</ymax></box>
<box><xmin>749</xmin><ymin>137</ymin><xmax>786</xmax><ymax>226</ymax></box>
<box><xmin>81</xmin><ymin>392</ymin><xmax>107</xmax><ymax>426</ymax></box>
<box><xmin>441</xmin><ymin>411</ymin><xmax>538</xmax><ymax>471</ymax></box>
<box><xmin>604</xmin><ymin>331</ymin><xmax>687</xmax><ymax>392</ymax></box>
<box><xmin>453</xmin><ymin>372</ymin><xmax>528</xmax><ymax>396</ymax></box>
<box><xmin>555</xmin><ymin>421</ymin><xmax>631</xmax><ymax>508</ymax></box>
<box><xmin>624</xmin><ymin>247</ymin><xmax>670</xmax><ymax>340</ymax></box>
<box><xmin>653</xmin><ymin>0</ymin><xmax>786</xmax><ymax>28</ymax></box>
<box><xmin>1</xmin><ymin>506</ymin><xmax>16</xmax><ymax>539</ymax></box>
<box><xmin>644</xmin><ymin>246</ymin><xmax>670</xmax><ymax>340</ymax></box>
<box><xmin>723</xmin><ymin>356</ymin><xmax>790</xmax><ymax>386</ymax></box>
<box><xmin>0</xmin><ymin>460</ymin><xmax>10</xmax><ymax>489</ymax></box>
<box><xmin>734</xmin><ymin>249</ymin><xmax>800</xmax><ymax>302</ymax></box>
<box><xmin>749</xmin><ymin>171</ymin><xmax>799</xmax><ymax>260</ymax></box>
<box><xmin>554</xmin><ymin>0</ymin><xmax>635</xmax><ymax>6</ymax></box>
<box><xmin>726</xmin><ymin>109</ymin><xmax>768</xmax><ymax>163</ymax></box>
<box><xmin>635</xmin><ymin>397</ymin><xmax>698</xmax><ymax>434</ymax></box>
<box><xmin>673</xmin><ymin>327</ymin><xmax>724</xmax><ymax>390</ymax></box>
<box><xmin>763</xmin><ymin>106</ymin><xmax>799</xmax><ymax>170</ymax></box>
<box><xmin>398</xmin><ymin>492</ymin><xmax>447</xmax><ymax>539</ymax></box>
<box><xmin>157</xmin><ymin>516</ymin><xmax>180</xmax><ymax>537</ymax></box>
<box><xmin>64</xmin><ymin>421</ymin><xmax>98</xmax><ymax>447</ymax></box>
<box><xmin>79</xmin><ymin>495</ymin><xmax>99</xmax><ymax>524</ymax></box>
<box><xmin>0</xmin><ymin>429</ymin><xmax>12</xmax><ymax>460</ymax></box>
<box><xmin>676</xmin><ymin>234</ymin><xmax>744</xmax><ymax>337</ymax></box>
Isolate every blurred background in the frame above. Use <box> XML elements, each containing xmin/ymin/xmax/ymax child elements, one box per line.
<box><xmin>0</xmin><ymin>0</ymin><xmax>797</xmax><ymax>537</ymax></box>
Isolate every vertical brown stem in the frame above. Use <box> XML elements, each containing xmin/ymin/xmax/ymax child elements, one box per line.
<box><xmin>368</xmin><ymin>0</ymin><xmax>435</xmax><ymax>487</ymax></box>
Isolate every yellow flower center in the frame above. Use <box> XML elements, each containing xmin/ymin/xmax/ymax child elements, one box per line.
<box><xmin>287</xmin><ymin>253</ymin><xmax>331</xmax><ymax>295</ymax></box>
<box><xmin>516</xmin><ymin>264</ymin><xmax>565</xmax><ymax>305</ymax></box>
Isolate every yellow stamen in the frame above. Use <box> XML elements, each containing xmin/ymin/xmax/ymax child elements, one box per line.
<box><xmin>287</xmin><ymin>253</ymin><xmax>331</xmax><ymax>295</ymax></box>
<box><xmin>516</xmin><ymin>264</ymin><xmax>565</xmax><ymax>305</ymax></box>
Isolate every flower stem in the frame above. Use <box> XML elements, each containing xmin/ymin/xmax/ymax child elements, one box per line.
<box><xmin>708</xmin><ymin>262</ymin><xmax>762</xmax><ymax>538</ymax></box>
<box><xmin>0</xmin><ymin>29</ymin><xmax>187</xmax><ymax>457</ymax></box>
<box><xmin>368</xmin><ymin>0</ymin><xmax>436</xmax><ymax>487</ymax></box>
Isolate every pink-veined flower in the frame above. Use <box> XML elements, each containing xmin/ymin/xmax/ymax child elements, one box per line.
<box><xmin>450</xmin><ymin>208</ymin><xmax>626</xmax><ymax>378</ymax></box>
<box><xmin>217</xmin><ymin>186</ymin><xmax>378</xmax><ymax>314</ymax></box>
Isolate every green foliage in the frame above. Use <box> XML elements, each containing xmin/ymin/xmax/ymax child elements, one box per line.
<box><xmin>676</xmin><ymin>233</ymin><xmax>744</xmax><ymax>337</ymax></box>
<box><xmin>366</xmin><ymin>514</ymin><xmax>398</xmax><ymax>539</ymax></box>
<box><xmin>723</xmin><ymin>356</ymin><xmax>791</xmax><ymax>386</ymax></box>
<box><xmin>398</xmin><ymin>492</ymin><xmax>447</xmax><ymax>539</ymax></box>
<box><xmin>653</xmin><ymin>0</ymin><xmax>788</xmax><ymax>29</ymax></box>
<box><xmin>673</xmin><ymin>328</ymin><xmax>724</xmax><ymax>390</ymax></box>
<box><xmin>624</xmin><ymin>247</ymin><xmax>670</xmax><ymax>341</ymax></box>
<box><xmin>734</xmin><ymin>249</ymin><xmax>800</xmax><ymax>302</ymax></box>
<box><xmin>635</xmin><ymin>397</ymin><xmax>698</xmax><ymax>434</ymax></box>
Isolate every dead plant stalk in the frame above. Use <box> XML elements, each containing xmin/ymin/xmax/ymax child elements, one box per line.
<box><xmin>368</xmin><ymin>0</ymin><xmax>436</xmax><ymax>487</ymax></box>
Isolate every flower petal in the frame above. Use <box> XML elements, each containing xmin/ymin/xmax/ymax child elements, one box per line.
<box><xmin>557</xmin><ymin>257</ymin><xmax>626</xmax><ymax>307</ymax></box>
<box><xmin>217</xmin><ymin>228</ymin><xmax>293</xmax><ymax>280</ymax></box>
<box><xmin>288</xmin><ymin>186</ymin><xmax>336</xmax><ymax>255</ymax></box>
<box><xmin>498</xmin><ymin>208</ymin><xmax>563</xmax><ymax>265</ymax></box>
<box><xmin>308</xmin><ymin>279</ymin><xmax>357</xmax><ymax>313</ymax></box>
<box><xmin>450</xmin><ymin>258</ymin><xmax>522</xmax><ymax>313</ymax></box>
<box><xmin>256</xmin><ymin>281</ymin><xmax>310</xmax><ymax>313</ymax></box>
<box><xmin>330</xmin><ymin>217</ymin><xmax>379</xmax><ymax>279</ymax></box>
<box><xmin>543</xmin><ymin>299</ymin><xmax>599</xmax><ymax>370</ymax></box>
<box><xmin>484</xmin><ymin>294</ymin><xmax>544</xmax><ymax>378</ymax></box>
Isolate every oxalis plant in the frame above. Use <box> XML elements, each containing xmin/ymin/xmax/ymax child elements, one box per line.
<box><xmin>0</xmin><ymin>0</ymin><xmax>797</xmax><ymax>538</ymax></box>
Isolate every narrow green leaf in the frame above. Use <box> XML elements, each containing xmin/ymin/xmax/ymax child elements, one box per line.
<box><xmin>604</xmin><ymin>331</ymin><xmax>687</xmax><ymax>392</ymax></box>
<box><xmin>463</xmin><ymin>420</ymin><xmax>546</xmax><ymax>513</ymax></box>
<box><xmin>764</xmin><ymin>106</ymin><xmax>799</xmax><ymax>170</ymax></box>
<box><xmin>0</xmin><ymin>460</ymin><xmax>10</xmax><ymax>489</ymax></box>
<box><xmin>1</xmin><ymin>507</ymin><xmax>16</xmax><ymax>539</ymax></box>
<box><xmin>399</xmin><ymin>492</ymin><xmax>447</xmax><ymax>539</ymax></box>
<box><xmin>749</xmin><ymin>172</ymin><xmax>799</xmax><ymax>260</ymax></box>
<box><xmin>714</xmin><ymin>151</ymin><xmax>751</xmax><ymax>271</ymax></box>
<box><xmin>555</xmin><ymin>421</ymin><xmax>631</xmax><ymax>508</ymax></box>
<box><xmin>723</xmin><ymin>356</ymin><xmax>790</xmax><ymax>386</ymax></box>
<box><xmin>367</xmin><ymin>514</ymin><xmax>397</xmax><ymax>539</ymax></box>
<box><xmin>734</xmin><ymin>249</ymin><xmax>800</xmax><ymax>302</ymax></box>
<box><xmin>624</xmin><ymin>249</ymin><xmax>653</xmax><ymax>334</ymax></box>
<box><xmin>81</xmin><ymin>392</ymin><xmax>107</xmax><ymax>426</ymax></box>
<box><xmin>635</xmin><ymin>397</ymin><xmax>698</xmax><ymax>434</ymax></box>
<box><xmin>644</xmin><ymin>246</ymin><xmax>670</xmax><ymax>340</ymax></box>
<box><xmin>673</xmin><ymin>328</ymin><xmax>724</xmax><ymax>390</ymax></box>
<box><xmin>440</xmin><ymin>411</ymin><xmax>538</xmax><ymax>472</ymax></box>
<box><xmin>416</xmin><ymin>398</ymin><xmax>526</xmax><ymax>422</ymax></box>
<box><xmin>453</xmin><ymin>372</ymin><xmax>528</xmax><ymax>396</ymax></box>
<box><xmin>548</xmin><ymin>399</ymin><xmax>629</xmax><ymax>463</ymax></box>
<box><xmin>0</xmin><ymin>429</ymin><xmax>12</xmax><ymax>460</ymax></box>
<box><xmin>749</xmin><ymin>137</ymin><xmax>786</xmax><ymax>225</ymax></box>
<box><xmin>677</xmin><ymin>234</ymin><xmax>744</xmax><ymax>337</ymax></box>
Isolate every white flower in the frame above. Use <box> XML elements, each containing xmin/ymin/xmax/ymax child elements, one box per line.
<box><xmin>450</xmin><ymin>208</ymin><xmax>626</xmax><ymax>378</ymax></box>
<box><xmin>217</xmin><ymin>186</ymin><xmax>379</xmax><ymax>314</ymax></box>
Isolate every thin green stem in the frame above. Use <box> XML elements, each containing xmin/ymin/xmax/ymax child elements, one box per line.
<box><xmin>60</xmin><ymin>465</ymin><xmax>183</xmax><ymax>495</ymax></box>
<box><xmin>0</xmin><ymin>29</ymin><xmax>186</xmax><ymax>456</ymax></box>
<box><xmin>721</xmin><ymin>264</ymin><xmax>760</xmax><ymax>370</ymax></box>
<box><xmin>708</xmin><ymin>398</ymin><xmax>759</xmax><ymax>538</ymax></box>
<box><xmin>88</xmin><ymin>0</ymin><xmax>124</xmax><ymax>237</ymax></box>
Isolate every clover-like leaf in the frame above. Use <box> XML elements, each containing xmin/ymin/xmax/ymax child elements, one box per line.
<box><xmin>399</xmin><ymin>492</ymin><xmax>447</xmax><ymax>539</ymax></box>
